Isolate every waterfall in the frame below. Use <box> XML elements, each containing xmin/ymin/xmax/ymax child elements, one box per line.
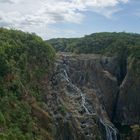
<box><xmin>58</xmin><ymin>57</ymin><xmax>118</xmax><ymax>140</ymax></box>
<box><xmin>80</xmin><ymin>91</ymin><xmax>90</xmax><ymax>114</ymax></box>
<box><xmin>61</xmin><ymin>69</ymin><xmax>90</xmax><ymax>114</ymax></box>
<box><xmin>100</xmin><ymin>119</ymin><xmax>117</xmax><ymax>140</ymax></box>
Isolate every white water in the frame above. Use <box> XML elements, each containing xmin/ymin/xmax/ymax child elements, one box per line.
<box><xmin>62</xmin><ymin>69</ymin><xmax>90</xmax><ymax>114</ymax></box>
<box><xmin>60</xmin><ymin>60</ymin><xmax>117</xmax><ymax>140</ymax></box>
<box><xmin>100</xmin><ymin>119</ymin><xmax>117</xmax><ymax>140</ymax></box>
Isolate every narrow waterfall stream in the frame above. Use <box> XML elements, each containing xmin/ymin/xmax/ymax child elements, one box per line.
<box><xmin>62</xmin><ymin>69</ymin><xmax>90</xmax><ymax>114</ymax></box>
<box><xmin>58</xmin><ymin>57</ymin><xmax>118</xmax><ymax>140</ymax></box>
<box><xmin>100</xmin><ymin>119</ymin><xmax>117</xmax><ymax>140</ymax></box>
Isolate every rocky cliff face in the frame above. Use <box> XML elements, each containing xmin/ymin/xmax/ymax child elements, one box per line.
<box><xmin>115</xmin><ymin>58</ymin><xmax>140</xmax><ymax>125</ymax></box>
<box><xmin>44</xmin><ymin>53</ymin><xmax>120</xmax><ymax>140</ymax></box>
<box><xmin>43</xmin><ymin>53</ymin><xmax>140</xmax><ymax>140</ymax></box>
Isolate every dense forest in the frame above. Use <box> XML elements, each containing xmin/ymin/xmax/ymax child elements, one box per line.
<box><xmin>48</xmin><ymin>32</ymin><xmax>140</xmax><ymax>58</ymax></box>
<box><xmin>0</xmin><ymin>28</ymin><xmax>55</xmax><ymax>140</ymax></box>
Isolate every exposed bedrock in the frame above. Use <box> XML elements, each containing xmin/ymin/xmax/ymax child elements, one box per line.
<box><xmin>46</xmin><ymin>53</ymin><xmax>140</xmax><ymax>140</ymax></box>
<box><xmin>114</xmin><ymin>58</ymin><xmax>140</xmax><ymax>125</ymax></box>
<box><xmin>58</xmin><ymin>54</ymin><xmax>119</xmax><ymax>118</ymax></box>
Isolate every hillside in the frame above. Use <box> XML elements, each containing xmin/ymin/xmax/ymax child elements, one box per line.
<box><xmin>0</xmin><ymin>28</ymin><xmax>55</xmax><ymax>140</ymax></box>
<box><xmin>48</xmin><ymin>32</ymin><xmax>140</xmax><ymax>58</ymax></box>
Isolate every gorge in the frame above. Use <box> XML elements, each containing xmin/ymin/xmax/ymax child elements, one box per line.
<box><xmin>48</xmin><ymin>52</ymin><xmax>140</xmax><ymax>140</ymax></box>
<box><xmin>0</xmin><ymin>29</ymin><xmax>140</xmax><ymax>140</ymax></box>
<box><xmin>51</xmin><ymin>53</ymin><xmax>119</xmax><ymax>140</ymax></box>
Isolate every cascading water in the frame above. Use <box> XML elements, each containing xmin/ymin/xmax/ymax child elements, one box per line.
<box><xmin>62</xmin><ymin>69</ymin><xmax>118</xmax><ymax>140</ymax></box>
<box><xmin>58</xmin><ymin>56</ymin><xmax>118</xmax><ymax>140</ymax></box>
<box><xmin>100</xmin><ymin>119</ymin><xmax>117</xmax><ymax>140</ymax></box>
<box><xmin>61</xmin><ymin>68</ymin><xmax>90</xmax><ymax>114</ymax></box>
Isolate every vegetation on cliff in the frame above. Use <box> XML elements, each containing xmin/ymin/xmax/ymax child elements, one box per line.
<box><xmin>48</xmin><ymin>32</ymin><xmax>140</xmax><ymax>58</ymax></box>
<box><xmin>0</xmin><ymin>28</ymin><xmax>55</xmax><ymax>140</ymax></box>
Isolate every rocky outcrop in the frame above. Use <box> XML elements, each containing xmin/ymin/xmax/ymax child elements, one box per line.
<box><xmin>46</xmin><ymin>53</ymin><xmax>119</xmax><ymax>140</ymax></box>
<box><xmin>58</xmin><ymin>54</ymin><xmax>119</xmax><ymax>118</ymax></box>
<box><xmin>115</xmin><ymin>58</ymin><xmax>140</xmax><ymax>125</ymax></box>
<box><xmin>41</xmin><ymin>53</ymin><xmax>140</xmax><ymax>140</ymax></box>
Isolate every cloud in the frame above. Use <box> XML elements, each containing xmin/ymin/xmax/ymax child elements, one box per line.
<box><xmin>71</xmin><ymin>0</ymin><xmax>129</xmax><ymax>17</ymax></box>
<box><xmin>40</xmin><ymin>1</ymin><xmax>84</xmax><ymax>24</ymax></box>
<box><xmin>27</xmin><ymin>0</ymin><xmax>129</xmax><ymax>25</ymax></box>
<box><xmin>0</xmin><ymin>0</ymin><xmax>129</xmax><ymax>38</ymax></box>
<box><xmin>0</xmin><ymin>0</ymin><xmax>22</xmax><ymax>3</ymax></box>
<box><xmin>0</xmin><ymin>0</ymin><xmax>12</xmax><ymax>3</ymax></box>
<box><xmin>73</xmin><ymin>0</ymin><xmax>128</xmax><ymax>8</ymax></box>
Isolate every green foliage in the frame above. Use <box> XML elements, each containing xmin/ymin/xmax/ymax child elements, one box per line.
<box><xmin>0</xmin><ymin>28</ymin><xmax>55</xmax><ymax>139</ymax></box>
<box><xmin>58</xmin><ymin>105</ymin><xmax>67</xmax><ymax>116</ymax></box>
<box><xmin>48</xmin><ymin>32</ymin><xmax>140</xmax><ymax>59</ymax></box>
<box><xmin>0</xmin><ymin>112</ymin><xmax>6</xmax><ymax>126</ymax></box>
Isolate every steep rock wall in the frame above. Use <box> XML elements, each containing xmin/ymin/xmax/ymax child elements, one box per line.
<box><xmin>48</xmin><ymin>53</ymin><xmax>119</xmax><ymax>140</ymax></box>
<box><xmin>115</xmin><ymin>58</ymin><xmax>140</xmax><ymax>125</ymax></box>
<box><xmin>44</xmin><ymin>53</ymin><xmax>140</xmax><ymax>140</ymax></box>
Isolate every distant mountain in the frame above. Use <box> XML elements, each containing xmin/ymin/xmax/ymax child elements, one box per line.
<box><xmin>48</xmin><ymin>32</ymin><xmax>140</xmax><ymax>58</ymax></box>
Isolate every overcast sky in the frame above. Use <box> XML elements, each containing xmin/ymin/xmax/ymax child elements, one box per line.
<box><xmin>0</xmin><ymin>0</ymin><xmax>140</xmax><ymax>39</ymax></box>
